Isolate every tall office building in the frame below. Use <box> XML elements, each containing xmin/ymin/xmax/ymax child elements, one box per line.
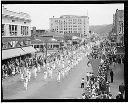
<box><xmin>49</xmin><ymin>15</ymin><xmax>89</xmax><ymax>37</ymax></box>
<box><xmin>113</xmin><ymin>9</ymin><xmax>124</xmax><ymax>43</ymax></box>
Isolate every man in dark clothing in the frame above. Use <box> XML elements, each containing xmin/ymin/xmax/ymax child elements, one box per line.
<box><xmin>116</xmin><ymin>92</ymin><xmax>123</xmax><ymax>99</ymax></box>
<box><xmin>81</xmin><ymin>78</ymin><xmax>85</xmax><ymax>88</ymax></box>
<box><xmin>119</xmin><ymin>83</ymin><xmax>125</xmax><ymax>96</ymax></box>
<box><xmin>110</xmin><ymin>70</ymin><xmax>114</xmax><ymax>83</ymax></box>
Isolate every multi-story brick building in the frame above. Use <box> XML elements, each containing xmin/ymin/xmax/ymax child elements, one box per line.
<box><xmin>113</xmin><ymin>9</ymin><xmax>124</xmax><ymax>43</ymax></box>
<box><xmin>49</xmin><ymin>15</ymin><xmax>89</xmax><ymax>38</ymax></box>
<box><xmin>2</xmin><ymin>6</ymin><xmax>36</xmax><ymax>60</ymax></box>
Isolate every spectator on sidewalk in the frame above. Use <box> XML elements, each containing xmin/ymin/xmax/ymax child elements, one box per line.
<box><xmin>116</xmin><ymin>92</ymin><xmax>123</xmax><ymax>99</ymax></box>
<box><xmin>86</xmin><ymin>72</ymin><xmax>90</xmax><ymax>81</ymax></box>
<box><xmin>110</xmin><ymin>69</ymin><xmax>114</xmax><ymax>83</ymax></box>
<box><xmin>81</xmin><ymin>78</ymin><xmax>85</xmax><ymax>88</ymax></box>
<box><xmin>119</xmin><ymin>83</ymin><xmax>125</xmax><ymax>96</ymax></box>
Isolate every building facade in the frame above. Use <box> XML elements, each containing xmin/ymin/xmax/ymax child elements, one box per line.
<box><xmin>113</xmin><ymin>9</ymin><xmax>124</xmax><ymax>43</ymax></box>
<box><xmin>2</xmin><ymin>6</ymin><xmax>36</xmax><ymax>60</ymax></box>
<box><xmin>31</xmin><ymin>27</ymin><xmax>64</xmax><ymax>52</ymax></box>
<box><xmin>49</xmin><ymin>15</ymin><xmax>89</xmax><ymax>37</ymax></box>
<box><xmin>2</xmin><ymin>6</ymin><xmax>31</xmax><ymax>50</ymax></box>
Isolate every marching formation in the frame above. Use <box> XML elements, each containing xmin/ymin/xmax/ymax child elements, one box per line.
<box><xmin>2</xmin><ymin>44</ymin><xmax>89</xmax><ymax>91</ymax></box>
<box><xmin>2</xmin><ymin>39</ymin><xmax>124</xmax><ymax>99</ymax></box>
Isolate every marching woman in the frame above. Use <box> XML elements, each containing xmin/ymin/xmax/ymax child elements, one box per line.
<box><xmin>24</xmin><ymin>74</ymin><xmax>29</xmax><ymax>91</ymax></box>
<box><xmin>61</xmin><ymin>68</ymin><xmax>65</xmax><ymax>78</ymax></box>
<box><xmin>37</xmin><ymin>63</ymin><xmax>41</xmax><ymax>72</ymax></box>
<box><xmin>23</xmin><ymin>67</ymin><xmax>29</xmax><ymax>91</ymax></box>
<box><xmin>44</xmin><ymin>70</ymin><xmax>48</xmax><ymax>80</ymax></box>
<box><xmin>57</xmin><ymin>70</ymin><xmax>61</xmax><ymax>82</ymax></box>
<box><xmin>20</xmin><ymin>67</ymin><xmax>24</xmax><ymax>81</ymax></box>
<box><xmin>49</xmin><ymin>67</ymin><xmax>53</xmax><ymax>79</ymax></box>
<box><xmin>33</xmin><ymin>65</ymin><xmax>37</xmax><ymax>79</ymax></box>
<box><xmin>12</xmin><ymin>67</ymin><xmax>16</xmax><ymax>76</ymax></box>
<box><xmin>27</xmin><ymin>69</ymin><xmax>31</xmax><ymax>82</ymax></box>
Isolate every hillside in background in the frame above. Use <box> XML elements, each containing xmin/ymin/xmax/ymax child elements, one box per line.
<box><xmin>89</xmin><ymin>24</ymin><xmax>113</xmax><ymax>36</ymax></box>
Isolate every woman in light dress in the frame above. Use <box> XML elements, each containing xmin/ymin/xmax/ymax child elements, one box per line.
<box><xmin>57</xmin><ymin>71</ymin><xmax>61</xmax><ymax>82</ymax></box>
<box><xmin>44</xmin><ymin>70</ymin><xmax>48</xmax><ymax>80</ymax></box>
<box><xmin>27</xmin><ymin>69</ymin><xmax>31</xmax><ymax>82</ymax></box>
<box><xmin>24</xmin><ymin>75</ymin><xmax>29</xmax><ymax>91</ymax></box>
<box><xmin>33</xmin><ymin>65</ymin><xmax>37</xmax><ymax>79</ymax></box>
<box><xmin>49</xmin><ymin>67</ymin><xmax>53</xmax><ymax>79</ymax></box>
<box><xmin>37</xmin><ymin>64</ymin><xmax>41</xmax><ymax>72</ymax></box>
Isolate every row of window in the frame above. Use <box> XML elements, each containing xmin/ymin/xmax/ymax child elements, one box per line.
<box><xmin>51</xmin><ymin>24</ymin><xmax>86</xmax><ymax>28</ymax></box>
<box><xmin>53</xmin><ymin>30</ymin><xmax>85</xmax><ymax>34</ymax></box>
<box><xmin>53</xmin><ymin>27</ymin><xmax>85</xmax><ymax>31</ymax></box>
<box><xmin>57</xmin><ymin>22</ymin><xmax>82</xmax><ymax>24</ymax></box>
<box><xmin>2</xmin><ymin>24</ymin><xmax>29</xmax><ymax>36</ymax></box>
<box><xmin>53</xmin><ymin>19</ymin><xmax>83</xmax><ymax>23</ymax></box>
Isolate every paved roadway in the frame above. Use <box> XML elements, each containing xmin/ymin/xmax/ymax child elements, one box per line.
<box><xmin>2</xmin><ymin>51</ymin><xmax>93</xmax><ymax>99</ymax></box>
<box><xmin>2</xmin><ymin>48</ymin><xmax>124</xmax><ymax>99</ymax></box>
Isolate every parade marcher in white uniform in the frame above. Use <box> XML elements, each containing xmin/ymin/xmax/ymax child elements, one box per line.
<box><xmin>37</xmin><ymin>63</ymin><xmax>41</xmax><ymax>72</ymax></box>
<box><xmin>101</xmin><ymin>58</ymin><xmax>104</xmax><ymax>64</ymax></box>
<box><xmin>27</xmin><ymin>69</ymin><xmax>31</xmax><ymax>82</ymax></box>
<box><xmin>44</xmin><ymin>70</ymin><xmax>48</xmax><ymax>80</ymax></box>
<box><xmin>57</xmin><ymin>71</ymin><xmax>61</xmax><ymax>82</ymax></box>
<box><xmin>33</xmin><ymin>65</ymin><xmax>37</xmax><ymax>79</ymax></box>
<box><xmin>12</xmin><ymin>67</ymin><xmax>16</xmax><ymax>76</ymax></box>
<box><xmin>20</xmin><ymin>68</ymin><xmax>24</xmax><ymax>81</ymax></box>
<box><xmin>24</xmin><ymin>75</ymin><xmax>29</xmax><ymax>91</ymax></box>
<box><xmin>49</xmin><ymin>67</ymin><xmax>53</xmax><ymax>79</ymax></box>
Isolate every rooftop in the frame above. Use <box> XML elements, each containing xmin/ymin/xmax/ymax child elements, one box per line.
<box><xmin>49</xmin><ymin>15</ymin><xmax>88</xmax><ymax>19</ymax></box>
<box><xmin>2</xmin><ymin>6</ymin><xmax>31</xmax><ymax>21</ymax></box>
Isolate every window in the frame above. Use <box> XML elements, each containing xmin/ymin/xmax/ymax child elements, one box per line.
<box><xmin>12</xmin><ymin>20</ymin><xmax>15</xmax><ymax>22</ymax></box>
<box><xmin>21</xmin><ymin>26</ymin><xmax>29</xmax><ymax>35</ymax></box>
<box><xmin>2</xmin><ymin>24</ymin><xmax>5</xmax><ymax>36</ymax></box>
<box><xmin>9</xmin><ymin>25</ymin><xmax>17</xmax><ymax>36</ymax></box>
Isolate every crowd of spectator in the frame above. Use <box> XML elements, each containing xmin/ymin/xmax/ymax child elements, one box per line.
<box><xmin>82</xmin><ymin>40</ymin><xmax>125</xmax><ymax>99</ymax></box>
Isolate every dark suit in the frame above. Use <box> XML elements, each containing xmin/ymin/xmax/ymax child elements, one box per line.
<box><xmin>119</xmin><ymin>84</ymin><xmax>125</xmax><ymax>94</ymax></box>
<box><xmin>110</xmin><ymin>71</ymin><xmax>114</xmax><ymax>83</ymax></box>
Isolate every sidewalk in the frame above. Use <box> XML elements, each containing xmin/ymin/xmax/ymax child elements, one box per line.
<box><xmin>108</xmin><ymin>63</ymin><xmax>124</xmax><ymax>99</ymax></box>
<box><xmin>87</xmin><ymin>57</ymin><xmax>124</xmax><ymax>99</ymax></box>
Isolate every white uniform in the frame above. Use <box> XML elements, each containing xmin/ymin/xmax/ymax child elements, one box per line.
<box><xmin>24</xmin><ymin>77</ymin><xmax>28</xmax><ymax>90</ymax></box>
<box><xmin>49</xmin><ymin>68</ymin><xmax>53</xmax><ymax>78</ymax></box>
<box><xmin>33</xmin><ymin>67</ymin><xmax>37</xmax><ymax>78</ymax></box>
<box><xmin>12</xmin><ymin>69</ymin><xmax>15</xmax><ymax>75</ymax></box>
<box><xmin>101</xmin><ymin>59</ymin><xmax>104</xmax><ymax>63</ymax></box>
<box><xmin>28</xmin><ymin>71</ymin><xmax>31</xmax><ymax>82</ymax></box>
<box><xmin>61</xmin><ymin>70</ymin><xmax>65</xmax><ymax>77</ymax></box>
<box><xmin>37</xmin><ymin>65</ymin><xmax>41</xmax><ymax>72</ymax></box>
<box><xmin>57</xmin><ymin>72</ymin><xmax>61</xmax><ymax>82</ymax></box>
<box><xmin>44</xmin><ymin>71</ymin><xmax>48</xmax><ymax>80</ymax></box>
<box><xmin>21</xmin><ymin>73</ymin><xmax>24</xmax><ymax>80</ymax></box>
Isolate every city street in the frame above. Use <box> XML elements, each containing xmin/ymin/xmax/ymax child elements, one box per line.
<box><xmin>2</xmin><ymin>4</ymin><xmax>124</xmax><ymax>100</ymax></box>
<box><xmin>2</xmin><ymin>48</ymin><xmax>124</xmax><ymax>99</ymax></box>
<box><xmin>2</xmin><ymin>50</ymin><xmax>93</xmax><ymax>99</ymax></box>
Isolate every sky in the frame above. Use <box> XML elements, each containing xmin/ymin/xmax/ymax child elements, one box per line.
<box><xmin>3</xmin><ymin>4</ymin><xmax>124</xmax><ymax>30</ymax></box>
